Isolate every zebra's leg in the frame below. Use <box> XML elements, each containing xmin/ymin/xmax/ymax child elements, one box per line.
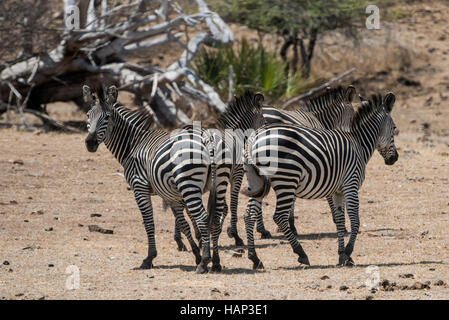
<box><xmin>173</xmin><ymin>217</ymin><xmax>188</xmax><ymax>252</ymax></box>
<box><xmin>131</xmin><ymin>187</ymin><xmax>157</xmax><ymax>269</ymax></box>
<box><xmin>327</xmin><ymin>193</ymin><xmax>348</xmax><ymax>265</ymax></box>
<box><xmin>328</xmin><ymin>196</ymin><xmax>348</xmax><ymax>234</ymax></box>
<box><xmin>272</xmin><ymin>188</ymin><xmax>309</xmax><ymax>266</ymax></box>
<box><xmin>172</xmin><ymin>205</ymin><xmax>201</xmax><ymax>265</ymax></box>
<box><xmin>183</xmin><ymin>206</ymin><xmax>202</xmax><ymax>249</ymax></box>
<box><xmin>288</xmin><ymin>201</ymin><xmax>298</xmax><ymax>237</ymax></box>
<box><xmin>255</xmin><ymin>204</ymin><xmax>272</xmax><ymax>239</ymax></box>
<box><xmin>211</xmin><ymin>175</ymin><xmax>230</xmax><ymax>272</ymax></box>
<box><xmin>244</xmin><ymin>196</ymin><xmax>264</xmax><ymax>269</ymax></box>
<box><xmin>339</xmin><ymin>188</ymin><xmax>360</xmax><ymax>266</ymax></box>
<box><xmin>276</xmin><ymin>201</ymin><xmax>296</xmax><ymax>236</ymax></box>
<box><xmin>183</xmin><ymin>191</ymin><xmax>211</xmax><ymax>274</ymax></box>
<box><xmin>227</xmin><ymin>176</ymin><xmax>245</xmax><ymax>246</ymax></box>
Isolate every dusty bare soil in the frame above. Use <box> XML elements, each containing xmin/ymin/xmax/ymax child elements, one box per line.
<box><xmin>1</xmin><ymin>2</ymin><xmax>449</xmax><ymax>300</ymax></box>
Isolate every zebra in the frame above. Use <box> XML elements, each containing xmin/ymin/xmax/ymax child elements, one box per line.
<box><xmin>225</xmin><ymin>86</ymin><xmax>356</xmax><ymax>245</ymax></box>
<box><xmin>83</xmin><ymin>84</ymin><xmax>220</xmax><ymax>273</ymax></box>
<box><xmin>173</xmin><ymin>86</ymin><xmax>355</xmax><ymax>248</ymax></box>
<box><xmin>83</xmin><ymin>85</ymin><xmax>263</xmax><ymax>273</ymax></box>
<box><xmin>242</xmin><ymin>92</ymin><xmax>398</xmax><ymax>269</ymax></box>
<box><xmin>172</xmin><ymin>92</ymin><xmax>266</xmax><ymax>248</ymax></box>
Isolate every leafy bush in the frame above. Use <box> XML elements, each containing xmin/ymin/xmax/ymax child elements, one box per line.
<box><xmin>192</xmin><ymin>38</ymin><xmax>307</xmax><ymax>101</ymax></box>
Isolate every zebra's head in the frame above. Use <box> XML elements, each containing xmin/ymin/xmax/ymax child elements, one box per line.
<box><xmin>374</xmin><ymin>92</ymin><xmax>399</xmax><ymax>165</ymax></box>
<box><xmin>83</xmin><ymin>85</ymin><xmax>118</xmax><ymax>152</ymax></box>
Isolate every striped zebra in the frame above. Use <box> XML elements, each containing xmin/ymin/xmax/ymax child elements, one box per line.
<box><xmin>83</xmin><ymin>85</ymin><xmax>263</xmax><ymax>273</ymax></box>
<box><xmin>225</xmin><ymin>86</ymin><xmax>356</xmax><ymax>245</ymax></box>
<box><xmin>242</xmin><ymin>92</ymin><xmax>398</xmax><ymax>269</ymax></box>
<box><xmin>84</xmin><ymin>85</ymin><xmax>219</xmax><ymax>273</ymax></box>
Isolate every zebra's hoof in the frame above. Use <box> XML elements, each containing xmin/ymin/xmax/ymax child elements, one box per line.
<box><xmin>227</xmin><ymin>226</ymin><xmax>234</xmax><ymax>238</ymax></box>
<box><xmin>133</xmin><ymin>261</ymin><xmax>153</xmax><ymax>270</ymax></box>
<box><xmin>297</xmin><ymin>255</ymin><xmax>310</xmax><ymax>266</ymax></box>
<box><xmin>259</xmin><ymin>230</ymin><xmax>272</xmax><ymax>239</ymax></box>
<box><xmin>177</xmin><ymin>243</ymin><xmax>188</xmax><ymax>252</ymax></box>
<box><xmin>253</xmin><ymin>260</ymin><xmax>264</xmax><ymax>270</ymax></box>
<box><xmin>195</xmin><ymin>264</ymin><xmax>209</xmax><ymax>274</ymax></box>
<box><xmin>338</xmin><ymin>254</ymin><xmax>354</xmax><ymax>267</ymax></box>
<box><xmin>211</xmin><ymin>264</ymin><xmax>222</xmax><ymax>273</ymax></box>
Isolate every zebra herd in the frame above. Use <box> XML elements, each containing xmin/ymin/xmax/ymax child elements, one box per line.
<box><xmin>82</xmin><ymin>84</ymin><xmax>398</xmax><ymax>273</ymax></box>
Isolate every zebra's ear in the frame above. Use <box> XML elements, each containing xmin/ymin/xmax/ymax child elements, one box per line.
<box><xmin>82</xmin><ymin>85</ymin><xmax>94</xmax><ymax>105</ymax></box>
<box><xmin>384</xmin><ymin>92</ymin><xmax>395</xmax><ymax>113</ymax></box>
<box><xmin>106</xmin><ymin>85</ymin><xmax>118</xmax><ymax>107</ymax></box>
<box><xmin>358</xmin><ymin>93</ymin><xmax>366</xmax><ymax>102</ymax></box>
<box><xmin>253</xmin><ymin>92</ymin><xmax>264</xmax><ymax>108</ymax></box>
<box><xmin>345</xmin><ymin>85</ymin><xmax>356</xmax><ymax>102</ymax></box>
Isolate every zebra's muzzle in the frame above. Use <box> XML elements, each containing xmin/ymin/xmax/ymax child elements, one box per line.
<box><xmin>85</xmin><ymin>134</ymin><xmax>99</xmax><ymax>152</ymax></box>
<box><xmin>384</xmin><ymin>150</ymin><xmax>398</xmax><ymax>165</ymax></box>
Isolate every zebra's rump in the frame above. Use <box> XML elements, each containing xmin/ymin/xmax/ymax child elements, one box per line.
<box><xmin>146</xmin><ymin>128</ymin><xmax>212</xmax><ymax>201</ymax></box>
<box><xmin>247</xmin><ymin>123</ymin><xmax>352</xmax><ymax>200</ymax></box>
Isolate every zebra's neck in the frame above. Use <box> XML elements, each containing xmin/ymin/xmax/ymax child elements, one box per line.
<box><xmin>103</xmin><ymin>106</ymin><xmax>151</xmax><ymax>165</ymax></box>
<box><xmin>351</xmin><ymin>113</ymin><xmax>384</xmax><ymax>165</ymax></box>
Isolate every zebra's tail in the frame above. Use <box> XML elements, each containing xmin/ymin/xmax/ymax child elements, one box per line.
<box><xmin>240</xmin><ymin>164</ymin><xmax>270</xmax><ymax>198</ymax></box>
<box><xmin>206</xmin><ymin>150</ymin><xmax>217</xmax><ymax>227</ymax></box>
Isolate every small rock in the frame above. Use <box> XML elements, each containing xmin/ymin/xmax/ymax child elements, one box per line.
<box><xmin>48</xmin><ymin>264</ymin><xmax>54</xmax><ymax>267</ymax></box>
<box><xmin>88</xmin><ymin>225</ymin><xmax>113</xmax><ymax>234</ymax></box>
<box><xmin>365</xmin><ymin>295</ymin><xmax>374</xmax><ymax>300</ymax></box>
<box><xmin>44</xmin><ymin>227</ymin><xmax>53</xmax><ymax>232</ymax></box>
<box><xmin>399</xmin><ymin>273</ymin><xmax>414</xmax><ymax>279</ymax></box>
<box><xmin>22</xmin><ymin>245</ymin><xmax>39</xmax><ymax>251</ymax></box>
<box><xmin>10</xmin><ymin>200</ymin><xmax>18</xmax><ymax>205</ymax></box>
<box><xmin>78</xmin><ymin>224</ymin><xmax>84</xmax><ymax>227</ymax></box>
<box><xmin>3</xmin><ymin>261</ymin><xmax>10</xmax><ymax>265</ymax></box>
<box><xmin>397</xmin><ymin>76</ymin><xmax>421</xmax><ymax>87</ymax></box>
<box><xmin>320</xmin><ymin>275</ymin><xmax>330</xmax><ymax>280</ymax></box>
<box><xmin>339</xmin><ymin>285</ymin><xmax>349</xmax><ymax>291</ymax></box>
<box><xmin>211</xmin><ymin>288</ymin><xmax>221</xmax><ymax>293</ymax></box>
<box><xmin>31</xmin><ymin>210</ymin><xmax>44</xmax><ymax>215</ymax></box>
<box><xmin>13</xmin><ymin>160</ymin><xmax>24</xmax><ymax>165</ymax></box>
<box><xmin>434</xmin><ymin>280</ymin><xmax>445</xmax><ymax>286</ymax></box>
<box><xmin>326</xmin><ymin>285</ymin><xmax>332</xmax><ymax>289</ymax></box>
<box><xmin>15</xmin><ymin>293</ymin><xmax>24</xmax><ymax>297</ymax></box>
<box><xmin>226</xmin><ymin>250</ymin><xmax>243</xmax><ymax>258</ymax></box>
<box><xmin>90</xmin><ymin>213</ymin><xmax>102</xmax><ymax>217</ymax></box>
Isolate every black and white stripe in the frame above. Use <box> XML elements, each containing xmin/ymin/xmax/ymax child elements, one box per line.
<box><xmin>242</xmin><ymin>92</ymin><xmax>398</xmax><ymax>269</ymax></box>
<box><xmin>225</xmin><ymin>86</ymin><xmax>356</xmax><ymax>245</ymax></box>
<box><xmin>84</xmin><ymin>85</ymin><xmax>222</xmax><ymax>273</ymax></box>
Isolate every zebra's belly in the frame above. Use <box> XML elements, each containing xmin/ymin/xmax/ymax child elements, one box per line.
<box><xmin>294</xmin><ymin>175</ymin><xmax>340</xmax><ymax>199</ymax></box>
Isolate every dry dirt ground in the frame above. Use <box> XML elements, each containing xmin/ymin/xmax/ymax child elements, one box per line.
<box><xmin>1</xmin><ymin>2</ymin><xmax>449</xmax><ymax>300</ymax></box>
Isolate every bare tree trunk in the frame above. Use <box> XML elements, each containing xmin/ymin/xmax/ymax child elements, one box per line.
<box><xmin>0</xmin><ymin>0</ymin><xmax>233</xmax><ymax>129</ymax></box>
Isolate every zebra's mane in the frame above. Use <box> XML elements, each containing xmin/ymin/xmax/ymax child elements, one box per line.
<box><xmin>218</xmin><ymin>91</ymin><xmax>263</xmax><ymax>130</ymax></box>
<box><xmin>300</xmin><ymin>86</ymin><xmax>348</xmax><ymax>112</ymax></box>
<box><xmin>351</xmin><ymin>94</ymin><xmax>384</xmax><ymax>128</ymax></box>
<box><xmin>94</xmin><ymin>85</ymin><xmax>156</xmax><ymax>132</ymax></box>
<box><xmin>112</xmin><ymin>102</ymin><xmax>156</xmax><ymax>133</ymax></box>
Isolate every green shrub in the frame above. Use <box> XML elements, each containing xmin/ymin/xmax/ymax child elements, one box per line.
<box><xmin>192</xmin><ymin>38</ymin><xmax>307</xmax><ymax>101</ymax></box>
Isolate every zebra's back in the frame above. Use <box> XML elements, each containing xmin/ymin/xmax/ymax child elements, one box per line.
<box><xmin>247</xmin><ymin>123</ymin><xmax>356</xmax><ymax>199</ymax></box>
